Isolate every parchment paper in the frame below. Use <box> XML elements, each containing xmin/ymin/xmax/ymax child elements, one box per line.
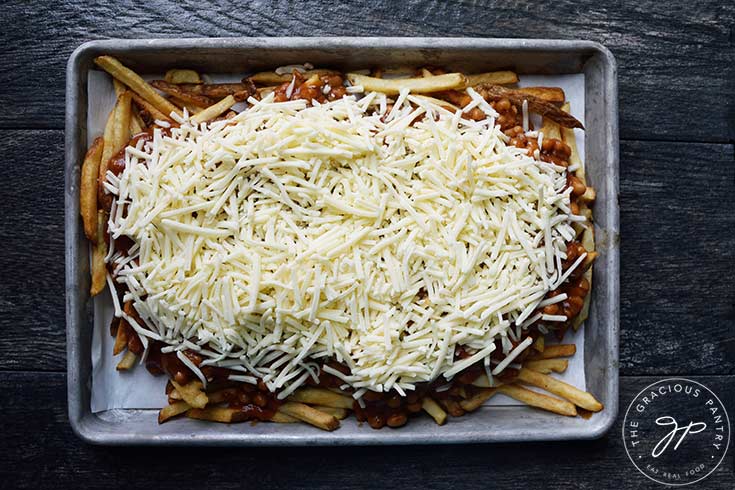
<box><xmin>89</xmin><ymin>71</ymin><xmax>586</xmax><ymax>412</ymax></box>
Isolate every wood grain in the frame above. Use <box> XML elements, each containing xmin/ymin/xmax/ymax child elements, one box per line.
<box><xmin>0</xmin><ymin>1</ymin><xmax>733</xmax><ymax>141</ymax></box>
<box><xmin>2</xmin><ymin>131</ymin><xmax>733</xmax><ymax>374</ymax></box>
<box><xmin>1</xmin><ymin>372</ymin><xmax>733</xmax><ymax>489</ymax></box>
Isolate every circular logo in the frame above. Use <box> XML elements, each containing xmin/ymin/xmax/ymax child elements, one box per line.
<box><xmin>623</xmin><ymin>378</ymin><xmax>730</xmax><ymax>486</ymax></box>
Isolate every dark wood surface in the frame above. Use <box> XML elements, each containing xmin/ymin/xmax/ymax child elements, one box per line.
<box><xmin>0</xmin><ymin>1</ymin><xmax>733</xmax><ymax>488</ymax></box>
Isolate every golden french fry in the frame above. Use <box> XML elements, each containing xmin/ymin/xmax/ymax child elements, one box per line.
<box><xmin>248</xmin><ymin>69</ymin><xmax>337</xmax><ymax>85</ymax></box>
<box><xmin>98</xmin><ymin>92</ymin><xmax>132</xmax><ymax>188</ymax></box>
<box><xmin>533</xmin><ymin>335</ymin><xmax>545</xmax><ymax>353</ymax></box>
<box><xmin>94</xmin><ymin>56</ymin><xmax>180</xmax><ymax>118</ymax></box>
<box><xmin>560</xmin><ymin>102</ymin><xmax>583</xmax><ymax>179</ymax></box>
<box><xmin>187</xmin><ymin>407</ymin><xmax>247</xmax><ymax>423</ymax></box>
<box><xmin>151</xmin><ymin>80</ymin><xmax>214</xmax><ymax>108</ymax></box>
<box><xmin>411</xmin><ymin>94</ymin><xmax>461</xmax><ymax>112</ymax></box>
<box><xmin>465</xmin><ymin>70</ymin><xmax>519</xmax><ymax>87</ymax></box>
<box><xmin>421</xmin><ymin>397</ymin><xmax>447</xmax><ymax>425</ymax></box>
<box><xmin>158</xmin><ymin>401</ymin><xmax>191</xmax><ymax>423</ymax></box>
<box><xmin>524</xmin><ymin>359</ymin><xmax>569</xmax><ymax>374</ymax></box>
<box><xmin>90</xmin><ymin>210</ymin><xmax>107</xmax><ymax>296</ymax></box>
<box><xmin>98</xmin><ymin>110</ymin><xmax>116</xmax><ymax>190</ymax></box>
<box><xmin>517</xmin><ymin>368</ymin><xmax>603</xmax><ymax>412</ymax></box>
<box><xmin>165</xmin><ymin>69</ymin><xmax>202</xmax><ymax>84</ymax></box>
<box><xmin>169</xmin><ymin>96</ymin><xmax>203</xmax><ymax>114</ymax></box>
<box><xmin>79</xmin><ymin>137</ymin><xmax>104</xmax><ymax>241</ymax></box>
<box><xmin>256</xmin><ymin>86</ymin><xmax>275</xmax><ymax>99</ymax></box>
<box><xmin>113</xmin><ymin>91</ymin><xmax>132</xmax><ymax>150</ymax></box>
<box><xmin>346</xmin><ymin>72</ymin><xmax>467</xmax><ymax>95</ymax></box>
<box><xmin>527</xmin><ymin>344</ymin><xmax>576</xmax><ymax>360</ymax></box>
<box><xmin>498</xmin><ymin>384</ymin><xmax>577</xmax><ymax>416</ymax></box>
<box><xmin>459</xmin><ymin>388</ymin><xmax>497</xmax><ymax>412</ymax></box>
<box><xmin>541</xmin><ymin>116</ymin><xmax>561</xmax><ymax>140</ymax></box>
<box><xmin>312</xmin><ymin>406</ymin><xmax>349</xmax><ymax>420</ymax></box>
<box><xmin>518</xmin><ymin>86</ymin><xmax>565</xmax><ymax>103</ymax></box>
<box><xmin>190</xmin><ymin>95</ymin><xmax>237</xmax><ymax>124</ymax></box>
<box><xmin>112</xmin><ymin>319</ymin><xmax>128</xmax><ymax>355</ymax></box>
<box><xmin>171</xmin><ymin>380</ymin><xmax>209</xmax><ymax>409</ymax></box>
<box><xmin>129</xmin><ymin>108</ymin><xmax>144</xmax><ymax>134</ymax></box>
<box><xmin>288</xmin><ymin>387</ymin><xmax>353</xmax><ymax>409</ymax></box>
<box><xmin>270</xmin><ymin>410</ymin><xmax>299</xmax><ymax>423</ymax></box>
<box><xmin>420</xmin><ymin>68</ymin><xmax>434</xmax><ymax>77</ymax></box>
<box><xmin>278</xmin><ymin>402</ymin><xmax>340</xmax><ymax>431</ymax></box>
<box><xmin>573</xmin><ymin>226</ymin><xmax>595</xmax><ymax>332</ymax></box>
<box><xmin>168</xmin><ymin>389</ymin><xmax>183</xmax><ymax>401</ymax></box>
<box><xmin>131</xmin><ymin>93</ymin><xmax>171</xmax><ymax>123</ymax></box>
<box><xmin>437</xmin><ymin>397</ymin><xmax>465</xmax><ymax>417</ymax></box>
<box><xmin>113</xmin><ymin>79</ymin><xmax>125</xmax><ymax>97</ymax></box>
<box><xmin>115</xmin><ymin>350</ymin><xmax>137</xmax><ymax>371</ymax></box>
<box><xmin>580</xmin><ymin>186</ymin><xmax>596</xmax><ymax>204</ymax></box>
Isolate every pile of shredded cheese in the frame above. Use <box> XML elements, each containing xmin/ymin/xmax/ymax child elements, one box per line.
<box><xmin>104</xmin><ymin>89</ymin><xmax>584</xmax><ymax>400</ymax></box>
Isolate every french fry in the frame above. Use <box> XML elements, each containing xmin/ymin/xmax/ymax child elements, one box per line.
<box><xmin>165</xmin><ymin>69</ymin><xmax>202</xmax><ymax>84</ymax></box>
<box><xmin>532</xmin><ymin>335</ymin><xmax>545</xmax><ymax>353</ymax></box>
<box><xmin>421</xmin><ymin>397</ymin><xmax>447</xmax><ymax>425</ymax></box>
<box><xmin>248</xmin><ymin>69</ymin><xmax>338</xmax><ymax>85</ymax></box>
<box><xmin>150</xmin><ymin>80</ymin><xmax>214</xmax><ymax>108</ymax></box>
<box><xmin>411</xmin><ymin>94</ymin><xmax>461</xmax><ymax>112</ymax></box>
<box><xmin>420</xmin><ymin>67</ymin><xmax>434</xmax><ymax>77</ymax></box>
<box><xmin>524</xmin><ymin>359</ymin><xmax>569</xmax><ymax>374</ymax></box>
<box><xmin>158</xmin><ymin>401</ymin><xmax>191</xmax><ymax>423</ymax></box>
<box><xmin>471</xmin><ymin>374</ymin><xmax>493</xmax><ymax>388</ymax></box>
<box><xmin>168</xmin><ymin>389</ymin><xmax>183</xmax><ymax>401</ymax></box>
<box><xmin>170</xmin><ymin>96</ymin><xmax>203</xmax><ymax>114</ymax></box>
<box><xmin>497</xmin><ymin>384</ymin><xmax>577</xmax><ymax>416</ymax></box>
<box><xmin>190</xmin><ymin>95</ymin><xmax>237</xmax><ymax>124</ymax></box>
<box><xmin>79</xmin><ymin>137</ymin><xmax>104</xmax><ymax>241</ymax></box>
<box><xmin>541</xmin><ymin>116</ymin><xmax>561</xmax><ymax>140</ymax></box>
<box><xmin>270</xmin><ymin>410</ymin><xmax>299</xmax><ymax>423</ymax></box>
<box><xmin>116</xmin><ymin>350</ymin><xmax>137</xmax><ymax>371</ymax></box>
<box><xmin>165</xmin><ymin>82</ymin><xmax>255</xmax><ymax>102</ymax></box>
<box><xmin>517</xmin><ymin>368</ymin><xmax>603</xmax><ymax>412</ymax></box>
<box><xmin>171</xmin><ymin>380</ymin><xmax>209</xmax><ymax>409</ymax></box>
<box><xmin>98</xmin><ymin>92</ymin><xmax>132</xmax><ymax>190</ymax></box>
<box><xmin>90</xmin><ymin>210</ymin><xmax>107</xmax><ymax>296</ymax></box>
<box><xmin>256</xmin><ymin>86</ymin><xmax>275</xmax><ymax>99</ymax></box>
<box><xmin>312</xmin><ymin>406</ymin><xmax>349</xmax><ymax>420</ymax></box>
<box><xmin>129</xmin><ymin>109</ymin><xmax>144</xmax><ymax>134</ymax></box>
<box><xmin>459</xmin><ymin>388</ymin><xmax>497</xmax><ymax>412</ymax></box>
<box><xmin>112</xmin><ymin>319</ymin><xmax>128</xmax><ymax>355</ymax></box>
<box><xmin>113</xmin><ymin>91</ymin><xmax>132</xmax><ymax>150</ymax></box>
<box><xmin>346</xmin><ymin>72</ymin><xmax>467</xmax><ymax>95</ymax></box>
<box><xmin>560</xmin><ymin>102</ymin><xmax>582</xmax><ymax>175</ymax></box>
<box><xmin>465</xmin><ymin>70</ymin><xmax>519</xmax><ymax>87</ymax></box>
<box><xmin>527</xmin><ymin>344</ymin><xmax>576</xmax><ymax>360</ymax></box>
<box><xmin>288</xmin><ymin>387</ymin><xmax>353</xmax><ymax>409</ymax></box>
<box><xmin>187</xmin><ymin>407</ymin><xmax>248</xmax><ymax>423</ymax></box>
<box><xmin>580</xmin><ymin>186</ymin><xmax>596</xmax><ymax>204</ymax></box>
<box><xmin>573</xmin><ymin>227</ymin><xmax>595</xmax><ymax>331</ymax></box>
<box><xmin>112</xmin><ymin>81</ymin><xmax>125</xmax><ymax>101</ymax></box>
<box><xmin>518</xmin><ymin>86</ymin><xmax>565</xmax><ymax>103</ymax></box>
<box><xmin>476</xmin><ymin>84</ymin><xmax>583</xmax><ymax>129</ymax></box>
<box><xmin>94</xmin><ymin>56</ymin><xmax>180</xmax><ymax>118</ymax></box>
<box><xmin>278</xmin><ymin>402</ymin><xmax>340</xmax><ymax>431</ymax></box>
<box><xmin>437</xmin><ymin>398</ymin><xmax>465</xmax><ymax>417</ymax></box>
<box><xmin>131</xmin><ymin>93</ymin><xmax>171</xmax><ymax>123</ymax></box>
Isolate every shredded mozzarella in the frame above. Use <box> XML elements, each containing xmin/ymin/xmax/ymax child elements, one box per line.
<box><xmin>106</xmin><ymin>92</ymin><xmax>578</xmax><ymax>395</ymax></box>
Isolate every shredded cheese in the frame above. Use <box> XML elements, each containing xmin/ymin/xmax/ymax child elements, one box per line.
<box><xmin>107</xmin><ymin>91</ymin><xmax>579</xmax><ymax>396</ymax></box>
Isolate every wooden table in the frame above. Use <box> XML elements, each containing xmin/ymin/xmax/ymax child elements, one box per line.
<box><xmin>1</xmin><ymin>1</ymin><xmax>733</xmax><ymax>488</ymax></box>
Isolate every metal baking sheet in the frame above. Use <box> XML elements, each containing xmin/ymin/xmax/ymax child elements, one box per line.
<box><xmin>65</xmin><ymin>37</ymin><xmax>619</xmax><ymax>445</ymax></box>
